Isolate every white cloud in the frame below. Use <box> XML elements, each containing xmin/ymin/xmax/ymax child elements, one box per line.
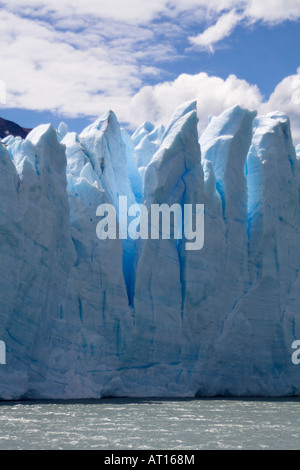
<box><xmin>2</xmin><ymin>0</ymin><xmax>300</xmax><ymax>26</ymax></box>
<box><xmin>0</xmin><ymin>8</ymin><xmax>166</xmax><ymax>120</ymax></box>
<box><xmin>260</xmin><ymin>68</ymin><xmax>300</xmax><ymax>143</ymax></box>
<box><xmin>187</xmin><ymin>0</ymin><xmax>300</xmax><ymax>51</ymax></box>
<box><xmin>189</xmin><ymin>10</ymin><xmax>244</xmax><ymax>52</ymax></box>
<box><xmin>128</xmin><ymin>72</ymin><xmax>263</xmax><ymax>132</ymax></box>
<box><xmin>127</xmin><ymin>70</ymin><xmax>300</xmax><ymax>145</ymax></box>
<box><xmin>0</xmin><ymin>0</ymin><xmax>300</xmax><ymax>146</ymax></box>
<box><xmin>0</xmin><ymin>0</ymin><xmax>169</xmax><ymax>24</ymax></box>
<box><xmin>245</xmin><ymin>0</ymin><xmax>300</xmax><ymax>24</ymax></box>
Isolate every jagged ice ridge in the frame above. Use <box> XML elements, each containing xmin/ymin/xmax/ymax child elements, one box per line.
<box><xmin>0</xmin><ymin>102</ymin><xmax>300</xmax><ymax>399</ymax></box>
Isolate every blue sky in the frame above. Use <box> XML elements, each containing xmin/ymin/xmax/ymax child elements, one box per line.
<box><xmin>0</xmin><ymin>0</ymin><xmax>300</xmax><ymax>142</ymax></box>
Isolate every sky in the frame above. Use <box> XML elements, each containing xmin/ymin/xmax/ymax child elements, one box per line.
<box><xmin>0</xmin><ymin>0</ymin><xmax>300</xmax><ymax>143</ymax></box>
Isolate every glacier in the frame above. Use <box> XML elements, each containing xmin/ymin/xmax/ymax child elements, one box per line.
<box><xmin>0</xmin><ymin>102</ymin><xmax>300</xmax><ymax>399</ymax></box>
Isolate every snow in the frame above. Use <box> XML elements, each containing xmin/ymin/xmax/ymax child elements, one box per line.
<box><xmin>132</xmin><ymin>121</ymin><xmax>165</xmax><ymax>180</ymax></box>
<box><xmin>57</xmin><ymin>122</ymin><xmax>69</xmax><ymax>142</ymax></box>
<box><xmin>1</xmin><ymin>103</ymin><xmax>300</xmax><ymax>399</ymax></box>
<box><xmin>121</xmin><ymin>128</ymin><xmax>143</xmax><ymax>203</ymax></box>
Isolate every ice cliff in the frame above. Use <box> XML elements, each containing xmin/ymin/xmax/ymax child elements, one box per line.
<box><xmin>1</xmin><ymin>102</ymin><xmax>300</xmax><ymax>399</ymax></box>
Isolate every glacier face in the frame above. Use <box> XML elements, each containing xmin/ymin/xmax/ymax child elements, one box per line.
<box><xmin>0</xmin><ymin>102</ymin><xmax>300</xmax><ymax>399</ymax></box>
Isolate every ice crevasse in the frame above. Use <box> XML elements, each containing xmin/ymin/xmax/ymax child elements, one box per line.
<box><xmin>0</xmin><ymin>101</ymin><xmax>300</xmax><ymax>399</ymax></box>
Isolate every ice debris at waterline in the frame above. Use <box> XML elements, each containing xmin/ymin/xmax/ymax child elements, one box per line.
<box><xmin>1</xmin><ymin>102</ymin><xmax>300</xmax><ymax>400</ymax></box>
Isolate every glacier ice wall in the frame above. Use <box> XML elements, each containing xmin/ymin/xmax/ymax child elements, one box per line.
<box><xmin>0</xmin><ymin>102</ymin><xmax>300</xmax><ymax>399</ymax></box>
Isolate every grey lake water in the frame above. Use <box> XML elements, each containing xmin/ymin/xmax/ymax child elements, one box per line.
<box><xmin>0</xmin><ymin>398</ymin><xmax>299</xmax><ymax>450</ymax></box>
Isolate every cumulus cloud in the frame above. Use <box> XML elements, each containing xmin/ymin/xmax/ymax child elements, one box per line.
<box><xmin>128</xmin><ymin>72</ymin><xmax>263</xmax><ymax>132</ymax></box>
<box><xmin>0</xmin><ymin>8</ymin><xmax>167</xmax><ymax>121</ymax></box>
<box><xmin>260</xmin><ymin>68</ymin><xmax>300</xmax><ymax>143</ymax></box>
<box><xmin>128</xmin><ymin>70</ymin><xmax>300</xmax><ymax>145</ymax></box>
<box><xmin>0</xmin><ymin>0</ymin><xmax>300</xmax><ymax>144</ymax></box>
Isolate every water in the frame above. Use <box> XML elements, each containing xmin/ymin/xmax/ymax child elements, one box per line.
<box><xmin>0</xmin><ymin>398</ymin><xmax>299</xmax><ymax>450</ymax></box>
